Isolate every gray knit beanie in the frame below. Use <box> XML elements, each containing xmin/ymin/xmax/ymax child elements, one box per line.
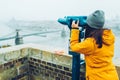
<box><xmin>86</xmin><ymin>10</ymin><xmax>105</xmax><ymax>29</ymax></box>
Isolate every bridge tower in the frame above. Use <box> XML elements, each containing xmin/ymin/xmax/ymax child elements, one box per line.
<box><xmin>15</xmin><ymin>29</ymin><xmax>23</xmax><ymax>45</ymax></box>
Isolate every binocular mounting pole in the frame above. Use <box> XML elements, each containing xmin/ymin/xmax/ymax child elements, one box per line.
<box><xmin>69</xmin><ymin>51</ymin><xmax>80</xmax><ymax>80</ymax></box>
<box><xmin>69</xmin><ymin>25</ymin><xmax>84</xmax><ymax>80</ymax></box>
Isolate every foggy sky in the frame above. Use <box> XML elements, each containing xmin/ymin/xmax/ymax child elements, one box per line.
<box><xmin>0</xmin><ymin>0</ymin><xmax>120</xmax><ymax>21</ymax></box>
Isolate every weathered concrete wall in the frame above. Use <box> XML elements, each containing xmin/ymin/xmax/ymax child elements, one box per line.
<box><xmin>0</xmin><ymin>47</ymin><xmax>29</xmax><ymax>80</ymax></box>
<box><xmin>0</xmin><ymin>44</ymin><xmax>85</xmax><ymax>80</ymax></box>
<box><xmin>0</xmin><ymin>43</ymin><xmax>119</xmax><ymax>80</ymax></box>
<box><xmin>114</xmin><ymin>58</ymin><xmax>120</xmax><ymax>80</ymax></box>
<box><xmin>28</xmin><ymin>48</ymin><xmax>85</xmax><ymax>80</ymax></box>
<box><xmin>116</xmin><ymin>66</ymin><xmax>120</xmax><ymax>80</ymax></box>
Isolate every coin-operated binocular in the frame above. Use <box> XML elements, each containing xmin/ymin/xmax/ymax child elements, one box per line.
<box><xmin>58</xmin><ymin>16</ymin><xmax>87</xmax><ymax>80</ymax></box>
<box><xmin>58</xmin><ymin>16</ymin><xmax>87</xmax><ymax>30</ymax></box>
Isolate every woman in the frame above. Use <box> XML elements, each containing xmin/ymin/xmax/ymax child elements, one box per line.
<box><xmin>70</xmin><ymin>10</ymin><xmax>119</xmax><ymax>80</ymax></box>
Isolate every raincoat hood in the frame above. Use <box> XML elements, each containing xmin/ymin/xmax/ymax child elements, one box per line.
<box><xmin>102</xmin><ymin>29</ymin><xmax>115</xmax><ymax>45</ymax></box>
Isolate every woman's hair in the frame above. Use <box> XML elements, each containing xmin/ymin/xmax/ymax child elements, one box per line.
<box><xmin>85</xmin><ymin>24</ymin><xmax>104</xmax><ymax>48</ymax></box>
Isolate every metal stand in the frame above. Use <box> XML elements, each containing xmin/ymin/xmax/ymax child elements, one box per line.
<box><xmin>69</xmin><ymin>51</ymin><xmax>80</xmax><ymax>80</ymax></box>
<box><xmin>69</xmin><ymin>29</ymin><xmax>84</xmax><ymax>80</ymax></box>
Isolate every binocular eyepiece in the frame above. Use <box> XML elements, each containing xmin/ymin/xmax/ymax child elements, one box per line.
<box><xmin>58</xmin><ymin>16</ymin><xmax>87</xmax><ymax>30</ymax></box>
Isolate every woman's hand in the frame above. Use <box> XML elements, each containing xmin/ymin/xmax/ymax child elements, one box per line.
<box><xmin>72</xmin><ymin>20</ymin><xmax>79</xmax><ymax>29</ymax></box>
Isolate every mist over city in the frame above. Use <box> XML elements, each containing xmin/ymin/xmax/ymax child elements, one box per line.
<box><xmin>0</xmin><ymin>0</ymin><xmax>120</xmax><ymax>79</ymax></box>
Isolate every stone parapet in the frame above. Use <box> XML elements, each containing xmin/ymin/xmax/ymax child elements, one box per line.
<box><xmin>0</xmin><ymin>43</ymin><xmax>119</xmax><ymax>80</ymax></box>
<box><xmin>116</xmin><ymin>66</ymin><xmax>120</xmax><ymax>80</ymax></box>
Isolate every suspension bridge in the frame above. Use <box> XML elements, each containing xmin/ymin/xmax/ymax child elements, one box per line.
<box><xmin>0</xmin><ymin>28</ymin><xmax>65</xmax><ymax>45</ymax></box>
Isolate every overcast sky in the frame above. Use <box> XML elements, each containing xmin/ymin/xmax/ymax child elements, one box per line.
<box><xmin>0</xmin><ymin>0</ymin><xmax>120</xmax><ymax>21</ymax></box>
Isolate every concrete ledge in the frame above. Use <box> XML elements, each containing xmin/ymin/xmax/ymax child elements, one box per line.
<box><xmin>0</xmin><ymin>43</ymin><xmax>74</xmax><ymax>80</ymax></box>
<box><xmin>0</xmin><ymin>43</ymin><xmax>68</xmax><ymax>54</ymax></box>
<box><xmin>113</xmin><ymin>58</ymin><xmax>120</xmax><ymax>79</ymax></box>
<box><xmin>116</xmin><ymin>66</ymin><xmax>120</xmax><ymax>80</ymax></box>
<box><xmin>0</xmin><ymin>43</ymin><xmax>119</xmax><ymax>79</ymax></box>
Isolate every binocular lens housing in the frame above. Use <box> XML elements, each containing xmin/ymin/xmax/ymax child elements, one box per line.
<box><xmin>58</xmin><ymin>16</ymin><xmax>87</xmax><ymax>29</ymax></box>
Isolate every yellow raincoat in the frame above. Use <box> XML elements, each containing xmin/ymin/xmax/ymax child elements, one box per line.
<box><xmin>70</xmin><ymin>29</ymin><xmax>119</xmax><ymax>80</ymax></box>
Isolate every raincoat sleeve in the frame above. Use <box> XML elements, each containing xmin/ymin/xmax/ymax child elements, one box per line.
<box><xmin>70</xmin><ymin>29</ymin><xmax>94</xmax><ymax>55</ymax></box>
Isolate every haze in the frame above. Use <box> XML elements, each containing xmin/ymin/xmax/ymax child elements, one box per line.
<box><xmin>0</xmin><ymin>0</ymin><xmax>120</xmax><ymax>21</ymax></box>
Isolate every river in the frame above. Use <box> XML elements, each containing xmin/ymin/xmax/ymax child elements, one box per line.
<box><xmin>0</xmin><ymin>21</ymin><xmax>119</xmax><ymax>65</ymax></box>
